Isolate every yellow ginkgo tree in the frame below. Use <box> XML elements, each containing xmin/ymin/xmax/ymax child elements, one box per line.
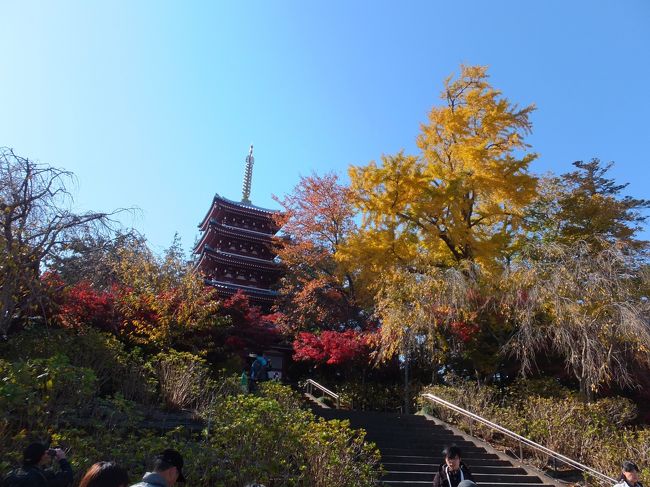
<box><xmin>342</xmin><ymin>65</ymin><xmax>538</xmax><ymax>279</ymax></box>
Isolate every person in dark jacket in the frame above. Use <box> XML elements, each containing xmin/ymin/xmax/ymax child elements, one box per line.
<box><xmin>432</xmin><ymin>445</ymin><xmax>474</xmax><ymax>487</ymax></box>
<box><xmin>2</xmin><ymin>443</ymin><xmax>74</xmax><ymax>487</ymax></box>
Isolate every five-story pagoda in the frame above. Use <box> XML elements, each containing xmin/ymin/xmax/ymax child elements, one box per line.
<box><xmin>194</xmin><ymin>146</ymin><xmax>282</xmax><ymax>308</ymax></box>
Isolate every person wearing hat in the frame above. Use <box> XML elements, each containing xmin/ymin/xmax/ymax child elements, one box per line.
<box><xmin>613</xmin><ymin>461</ymin><xmax>643</xmax><ymax>487</ymax></box>
<box><xmin>2</xmin><ymin>442</ymin><xmax>73</xmax><ymax>487</ymax></box>
<box><xmin>130</xmin><ymin>449</ymin><xmax>186</xmax><ymax>487</ymax></box>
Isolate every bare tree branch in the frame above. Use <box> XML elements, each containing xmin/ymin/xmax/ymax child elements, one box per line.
<box><xmin>0</xmin><ymin>147</ymin><xmax>129</xmax><ymax>337</ymax></box>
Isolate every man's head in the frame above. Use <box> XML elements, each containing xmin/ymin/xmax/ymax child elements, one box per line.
<box><xmin>153</xmin><ymin>449</ymin><xmax>186</xmax><ymax>486</ymax></box>
<box><xmin>622</xmin><ymin>461</ymin><xmax>640</xmax><ymax>485</ymax></box>
<box><xmin>443</xmin><ymin>445</ymin><xmax>462</xmax><ymax>472</ymax></box>
<box><xmin>22</xmin><ymin>443</ymin><xmax>49</xmax><ymax>467</ymax></box>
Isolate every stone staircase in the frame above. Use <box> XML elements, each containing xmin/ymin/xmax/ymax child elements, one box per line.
<box><xmin>314</xmin><ymin>408</ymin><xmax>556</xmax><ymax>487</ymax></box>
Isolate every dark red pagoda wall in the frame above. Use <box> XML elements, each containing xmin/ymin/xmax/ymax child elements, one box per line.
<box><xmin>209</xmin><ymin>262</ymin><xmax>277</xmax><ymax>289</ymax></box>
<box><xmin>197</xmin><ymin>254</ymin><xmax>278</xmax><ymax>289</ymax></box>
<box><xmin>195</xmin><ymin>227</ymin><xmax>276</xmax><ymax>260</ymax></box>
<box><xmin>212</xmin><ymin>235</ymin><xmax>275</xmax><ymax>260</ymax></box>
<box><xmin>212</xmin><ymin>207</ymin><xmax>279</xmax><ymax>234</ymax></box>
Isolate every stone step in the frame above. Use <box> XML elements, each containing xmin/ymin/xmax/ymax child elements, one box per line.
<box><xmin>358</xmin><ymin>428</ymin><xmax>459</xmax><ymax>438</ymax></box>
<box><xmin>381</xmin><ymin>456</ymin><xmax>513</xmax><ymax>467</ymax></box>
<box><xmin>384</xmin><ymin>471</ymin><xmax>543</xmax><ymax>483</ymax></box>
<box><xmin>380</xmin><ymin>447</ymin><xmax>499</xmax><ymax>459</ymax></box>
<box><xmin>369</xmin><ymin>441</ymin><xmax>488</xmax><ymax>452</ymax></box>
<box><xmin>383</xmin><ymin>464</ymin><xmax>527</xmax><ymax>474</ymax></box>
<box><xmin>344</xmin><ymin>423</ymin><xmax>457</xmax><ymax>433</ymax></box>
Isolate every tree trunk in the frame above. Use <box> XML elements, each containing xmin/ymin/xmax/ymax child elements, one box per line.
<box><xmin>578</xmin><ymin>369</ymin><xmax>595</xmax><ymax>403</ymax></box>
<box><xmin>0</xmin><ymin>278</ymin><xmax>17</xmax><ymax>337</ymax></box>
<box><xmin>403</xmin><ymin>357</ymin><xmax>410</xmax><ymax>414</ymax></box>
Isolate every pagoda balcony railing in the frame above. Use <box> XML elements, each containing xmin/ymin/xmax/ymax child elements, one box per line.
<box><xmin>421</xmin><ymin>392</ymin><xmax>616</xmax><ymax>486</ymax></box>
<box><xmin>210</xmin><ymin>219</ymin><xmax>277</xmax><ymax>238</ymax></box>
<box><xmin>204</xmin><ymin>245</ymin><xmax>274</xmax><ymax>263</ymax></box>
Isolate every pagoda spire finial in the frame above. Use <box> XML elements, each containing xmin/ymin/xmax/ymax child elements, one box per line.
<box><xmin>241</xmin><ymin>144</ymin><xmax>254</xmax><ymax>204</ymax></box>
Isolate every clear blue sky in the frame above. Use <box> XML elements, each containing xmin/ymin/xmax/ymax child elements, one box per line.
<box><xmin>2</xmin><ymin>1</ymin><xmax>649</xmax><ymax>253</ymax></box>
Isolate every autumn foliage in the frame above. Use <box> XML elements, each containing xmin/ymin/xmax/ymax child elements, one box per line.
<box><xmin>293</xmin><ymin>330</ymin><xmax>371</xmax><ymax>366</ymax></box>
<box><xmin>273</xmin><ymin>173</ymin><xmax>369</xmax><ymax>334</ymax></box>
<box><xmin>219</xmin><ymin>290</ymin><xmax>280</xmax><ymax>354</ymax></box>
<box><xmin>41</xmin><ymin>238</ymin><xmax>279</xmax><ymax>360</ymax></box>
<box><xmin>44</xmin><ymin>272</ymin><xmax>118</xmax><ymax>332</ymax></box>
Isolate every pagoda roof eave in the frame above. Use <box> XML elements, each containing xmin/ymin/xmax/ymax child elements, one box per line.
<box><xmin>193</xmin><ymin>228</ymin><xmax>212</xmax><ymax>254</ymax></box>
<box><xmin>193</xmin><ymin>220</ymin><xmax>276</xmax><ymax>254</ymax></box>
<box><xmin>216</xmin><ymin>193</ymin><xmax>278</xmax><ymax>214</ymax></box>
<box><xmin>202</xmin><ymin>247</ymin><xmax>282</xmax><ymax>272</ymax></box>
<box><xmin>198</xmin><ymin>194</ymin><xmax>281</xmax><ymax>230</ymax></box>
<box><xmin>206</xmin><ymin>279</ymin><xmax>279</xmax><ymax>297</ymax></box>
<box><xmin>211</xmin><ymin>220</ymin><xmax>276</xmax><ymax>239</ymax></box>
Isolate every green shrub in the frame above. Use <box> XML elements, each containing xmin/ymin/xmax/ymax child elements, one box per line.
<box><xmin>589</xmin><ymin>428</ymin><xmax>650</xmax><ymax>479</ymax></box>
<box><xmin>0</xmin><ymin>354</ymin><xmax>97</xmax><ymax>430</ymax></box>
<box><xmin>504</xmin><ymin>377</ymin><xmax>572</xmax><ymax>400</ymax></box>
<box><xmin>205</xmin><ymin>393</ymin><xmax>310</xmax><ymax>485</ymax></box>
<box><xmin>259</xmin><ymin>381</ymin><xmax>305</xmax><ymax>412</ymax></box>
<box><xmin>420</xmin><ymin>376</ymin><xmax>501</xmax><ymax>440</ymax></box>
<box><xmin>1</xmin><ymin>326</ymin><xmax>155</xmax><ymax>403</ymax></box>
<box><xmin>152</xmin><ymin>350</ymin><xmax>240</xmax><ymax>414</ymax></box>
<box><xmin>301</xmin><ymin>418</ymin><xmax>382</xmax><ymax>487</ymax></box>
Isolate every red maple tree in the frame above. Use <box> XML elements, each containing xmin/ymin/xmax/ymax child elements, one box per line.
<box><xmin>273</xmin><ymin>172</ymin><xmax>368</xmax><ymax>335</ymax></box>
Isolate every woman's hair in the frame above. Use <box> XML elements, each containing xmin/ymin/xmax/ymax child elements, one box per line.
<box><xmin>79</xmin><ymin>462</ymin><xmax>129</xmax><ymax>487</ymax></box>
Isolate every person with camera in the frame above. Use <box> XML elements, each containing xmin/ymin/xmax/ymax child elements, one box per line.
<box><xmin>2</xmin><ymin>442</ymin><xmax>73</xmax><ymax>487</ymax></box>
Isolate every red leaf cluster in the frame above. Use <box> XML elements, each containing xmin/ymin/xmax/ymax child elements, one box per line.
<box><xmin>449</xmin><ymin>320</ymin><xmax>480</xmax><ymax>343</ymax></box>
<box><xmin>219</xmin><ymin>290</ymin><xmax>280</xmax><ymax>354</ymax></box>
<box><xmin>293</xmin><ymin>329</ymin><xmax>371</xmax><ymax>366</ymax></box>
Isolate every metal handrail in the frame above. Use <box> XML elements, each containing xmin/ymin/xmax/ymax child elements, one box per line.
<box><xmin>305</xmin><ymin>379</ymin><xmax>340</xmax><ymax>409</ymax></box>
<box><xmin>421</xmin><ymin>393</ymin><xmax>616</xmax><ymax>486</ymax></box>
